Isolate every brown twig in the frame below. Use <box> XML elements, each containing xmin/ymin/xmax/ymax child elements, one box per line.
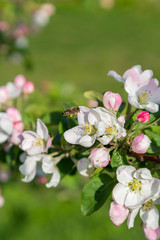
<box><xmin>126</xmin><ymin>150</ymin><xmax>160</xmax><ymax>164</ymax></box>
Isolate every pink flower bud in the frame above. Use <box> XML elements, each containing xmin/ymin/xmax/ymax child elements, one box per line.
<box><xmin>131</xmin><ymin>133</ymin><xmax>151</xmax><ymax>154</ymax></box>
<box><xmin>89</xmin><ymin>148</ymin><xmax>110</xmax><ymax>168</ymax></box>
<box><xmin>137</xmin><ymin>111</ymin><xmax>150</xmax><ymax>123</ymax></box>
<box><xmin>14</xmin><ymin>75</ymin><xmax>26</xmax><ymax>89</ymax></box>
<box><xmin>103</xmin><ymin>91</ymin><xmax>122</xmax><ymax>112</ymax></box>
<box><xmin>0</xmin><ymin>86</ymin><xmax>8</xmax><ymax>103</ymax></box>
<box><xmin>23</xmin><ymin>81</ymin><xmax>34</xmax><ymax>94</ymax></box>
<box><xmin>144</xmin><ymin>225</ymin><xmax>160</xmax><ymax>240</ymax></box>
<box><xmin>109</xmin><ymin>201</ymin><xmax>129</xmax><ymax>226</ymax></box>
<box><xmin>88</xmin><ymin>99</ymin><xmax>98</xmax><ymax>107</ymax></box>
<box><xmin>13</xmin><ymin>121</ymin><xmax>24</xmax><ymax>132</ymax></box>
<box><xmin>6</xmin><ymin>107</ymin><xmax>22</xmax><ymax>122</ymax></box>
<box><xmin>0</xmin><ymin>21</ymin><xmax>9</xmax><ymax>32</ymax></box>
<box><xmin>118</xmin><ymin>115</ymin><xmax>125</xmax><ymax>127</ymax></box>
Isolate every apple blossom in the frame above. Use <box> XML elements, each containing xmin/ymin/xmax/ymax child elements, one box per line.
<box><xmin>95</xmin><ymin>107</ymin><xmax>126</xmax><ymax>145</ymax></box>
<box><xmin>14</xmin><ymin>75</ymin><xmax>26</xmax><ymax>89</ymax></box>
<box><xmin>131</xmin><ymin>133</ymin><xmax>151</xmax><ymax>154</ymax></box>
<box><xmin>137</xmin><ymin>111</ymin><xmax>150</xmax><ymax>123</ymax></box>
<box><xmin>77</xmin><ymin>158</ymin><xmax>93</xmax><ymax>177</ymax></box>
<box><xmin>9</xmin><ymin>129</ymin><xmax>22</xmax><ymax>145</ymax></box>
<box><xmin>112</xmin><ymin>166</ymin><xmax>160</xmax><ymax>209</ymax></box>
<box><xmin>109</xmin><ymin>201</ymin><xmax>129</xmax><ymax>226</ymax></box>
<box><xmin>89</xmin><ymin>148</ymin><xmax>110</xmax><ymax>168</ymax></box>
<box><xmin>0</xmin><ymin>113</ymin><xmax>13</xmax><ymax>143</ymax></box>
<box><xmin>0</xmin><ymin>86</ymin><xmax>8</xmax><ymax>104</ymax></box>
<box><xmin>20</xmin><ymin>119</ymin><xmax>51</xmax><ymax>155</ymax></box>
<box><xmin>108</xmin><ymin>65</ymin><xmax>152</xmax><ymax>84</ymax></box>
<box><xmin>103</xmin><ymin>91</ymin><xmax>122</xmax><ymax>112</ymax></box>
<box><xmin>6</xmin><ymin>107</ymin><xmax>22</xmax><ymax>122</ymax></box>
<box><xmin>23</xmin><ymin>81</ymin><xmax>35</xmax><ymax>95</ymax></box>
<box><xmin>125</xmin><ymin>78</ymin><xmax>160</xmax><ymax>113</ymax></box>
<box><xmin>64</xmin><ymin>106</ymin><xmax>106</xmax><ymax>147</ymax></box>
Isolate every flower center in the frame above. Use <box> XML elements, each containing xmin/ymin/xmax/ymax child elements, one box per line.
<box><xmin>142</xmin><ymin>200</ymin><xmax>155</xmax><ymax>211</ymax></box>
<box><xmin>105</xmin><ymin>125</ymin><xmax>118</xmax><ymax>135</ymax></box>
<box><xmin>33</xmin><ymin>137</ymin><xmax>44</xmax><ymax>147</ymax></box>
<box><xmin>138</xmin><ymin>90</ymin><xmax>152</xmax><ymax>105</ymax></box>
<box><xmin>80</xmin><ymin>122</ymin><xmax>97</xmax><ymax>136</ymax></box>
<box><xmin>128</xmin><ymin>178</ymin><xmax>142</xmax><ymax>193</ymax></box>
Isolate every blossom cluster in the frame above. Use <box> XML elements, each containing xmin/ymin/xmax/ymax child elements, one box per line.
<box><xmin>1</xmin><ymin>65</ymin><xmax>160</xmax><ymax>240</ymax></box>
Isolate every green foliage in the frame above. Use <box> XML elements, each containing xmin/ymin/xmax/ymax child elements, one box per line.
<box><xmin>81</xmin><ymin>173</ymin><xmax>115</xmax><ymax>216</ymax></box>
<box><xmin>111</xmin><ymin>149</ymin><xmax>128</xmax><ymax>168</ymax></box>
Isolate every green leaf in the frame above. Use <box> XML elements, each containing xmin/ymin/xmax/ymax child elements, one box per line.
<box><xmin>81</xmin><ymin>173</ymin><xmax>115</xmax><ymax>216</ymax></box>
<box><xmin>111</xmin><ymin>149</ymin><xmax>127</xmax><ymax>168</ymax></box>
<box><xmin>147</xmin><ymin>145</ymin><xmax>160</xmax><ymax>155</ymax></box>
<box><xmin>84</xmin><ymin>90</ymin><xmax>103</xmax><ymax>102</ymax></box>
<box><xmin>57</xmin><ymin>157</ymin><xmax>76</xmax><ymax>175</ymax></box>
<box><xmin>145</xmin><ymin>129</ymin><xmax>160</xmax><ymax>146</ymax></box>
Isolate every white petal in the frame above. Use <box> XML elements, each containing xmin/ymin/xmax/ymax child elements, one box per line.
<box><xmin>79</xmin><ymin>135</ymin><xmax>96</xmax><ymax>147</ymax></box>
<box><xmin>140</xmin><ymin>207</ymin><xmax>159</xmax><ymax>230</ymax></box>
<box><xmin>77</xmin><ymin>106</ymin><xmax>90</xmax><ymax>125</ymax></box>
<box><xmin>144</xmin><ymin>102</ymin><xmax>159</xmax><ymax>113</ymax></box>
<box><xmin>19</xmin><ymin>155</ymin><xmax>41</xmax><ymax>182</ymax></box>
<box><xmin>125</xmin><ymin>191</ymin><xmax>144</xmax><ymax>209</ymax></box>
<box><xmin>128</xmin><ymin>95</ymin><xmax>140</xmax><ymax>108</ymax></box>
<box><xmin>131</xmin><ymin>65</ymin><xmax>142</xmax><ymax>74</ymax></box>
<box><xmin>124</xmin><ymin>77</ymin><xmax>139</xmax><ymax>95</ymax></box>
<box><xmin>26</xmin><ymin>144</ymin><xmax>44</xmax><ymax>156</ymax></box>
<box><xmin>42</xmin><ymin>155</ymin><xmax>54</xmax><ymax>174</ymax></box>
<box><xmin>0</xmin><ymin>113</ymin><xmax>13</xmax><ymax>135</ymax></box>
<box><xmin>0</xmin><ymin>132</ymin><xmax>9</xmax><ymax>143</ymax></box>
<box><xmin>88</xmin><ymin>109</ymin><xmax>100</xmax><ymax>125</ymax></box>
<box><xmin>97</xmin><ymin>135</ymin><xmax>113</xmax><ymax>145</ymax></box>
<box><xmin>116</xmin><ymin>165</ymin><xmax>135</xmax><ymax>185</ymax></box>
<box><xmin>64</xmin><ymin>126</ymin><xmax>85</xmax><ymax>145</ymax></box>
<box><xmin>36</xmin><ymin>119</ymin><xmax>48</xmax><ymax>140</ymax></box>
<box><xmin>140</xmin><ymin>70</ymin><xmax>153</xmax><ymax>83</ymax></box>
<box><xmin>112</xmin><ymin>183</ymin><xmax>128</xmax><ymax>205</ymax></box>
<box><xmin>134</xmin><ymin>168</ymin><xmax>152</xmax><ymax>180</ymax></box>
<box><xmin>127</xmin><ymin>205</ymin><xmax>141</xmax><ymax>229</ymax></box>
<box><xmin>108</xmin><ymin>70</ymin><xmax>124</xmax><ymax>83</ymax></box>
<box><xmin>46</xmin><ymin>169</ymin><xmax>60</xmax><ymax>188</ymax></box>
<box><xmin>77</xmin><ymin>158</ymin><xmax>92</xmax><ymax>177</ymax></box>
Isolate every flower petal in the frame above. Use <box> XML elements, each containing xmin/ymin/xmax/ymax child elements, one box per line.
<box><xmin>36</xmin><ymin>119</ymin><xmax>48</xmax><ymax>140</ymax></box>
<box><xmin>46</xmin><ymin>169</ymin><xmax>60</xmax><ymax>188</ymax></box>
<box><xmin>116</xmin><ymin>165</ymin><xmax>135</xmax><ymax>185</ymax></box>
<box><xmin>108</xmin><ymin>70</ymin><xmax>124</xmax><ymax>83</ymax></box>
<box><xmin>127</xmin><ymin>205</ymin><xmax>141</xmax><ymax>229</ymax></box>
<box><xmin>140</xmin><ymin>207</ymin><xmax>159</xmax><ymax>230</ymax></box>
<box><xmin>112</xmin><ymin>183</ymin><xmax>128</xmax><ymax>205</ymax></box>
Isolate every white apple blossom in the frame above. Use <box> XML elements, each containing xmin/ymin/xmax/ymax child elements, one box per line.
<box><xmin>19</xmin><ymin>119</ymin><xmax>51</xmax><ymax>155</ymax></box>
<box><xmin>124</xmin><ymin>77</ymin><xmax>160</xmax><ymax>113</ymax></box>
<box><xmin>112</xmin><ymin>166</ymin><xmax>160</xmax><ymax>209</ymax></box>
<box><xmin>108</xmin><ymin>65</ymin><xmax>152</xmax><ymax>84</ymax></box>
<box><xmin>6</xmin><ymin>82</ymin><xmax>21</xmax><ymax>99</ymax></box>
<box><xmin>0</xmin><ymin>113</ymin><xmax>13</xmax><ymax>144</ymax></box>
<box><xmin>95</xmin><ymin>107</ymin><xmax>126</xmax><ymax>145</ymax></box>
<box><xmin>64</xmin><ymin>106</ymin><xmax>106</xmax><ymax>147</ymax></box>
<box><xmin>19</xmin><ymin>154</ymin><xmax>60</xmax><ymax>188</ymax></box>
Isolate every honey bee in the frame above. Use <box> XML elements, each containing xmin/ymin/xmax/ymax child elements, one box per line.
<box><xmin>62</xmin><ymin>107</ymin><xmax>80</xmax><ymax>118</ymax></box>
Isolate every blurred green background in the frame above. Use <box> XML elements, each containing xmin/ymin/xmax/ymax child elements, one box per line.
<box><xmin>1</xmin><ymin>0</ymin><xmax>160</xmax><ymax>239</ymax></box>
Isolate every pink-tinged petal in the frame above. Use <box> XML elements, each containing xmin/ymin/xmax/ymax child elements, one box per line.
<box><xmin>46</xmin><ymin>169</ymin><xmax>60</xmax><ymax>188</ymax></box>
<box><xmin>77</xmin><ymin>158</ymin><xmax>92</xmax><ymax>177</ymax></box>
<box><xmin>131</xmin><ymin>65</ymin><xmax>142</xmax><ymax>74</ymax></box>
<box><xmin>36</xmin><ymin>119</ymin><xmax>48</xmax><ymax>140</ymax></box>
<box><xmin>124</xmin><ymin>77</ymin><xmax>140</xmax><ymax>95</ymax></box>
<box><xmin>112</xmin><ymin>183</ymin><xmax>128</xmax><ymax>205</ymax></box>
<box><xmin>109</xmin><ymin>201</ymin><xmax>129</xmax><ymax>226</ymax></box>
<box><xmin>14</xmin><ymin>75</ymin><xmax>26</xmax><ymax>89</ymax></box>
<box><xmin>21</xmin><ymin>131</ymin><xmax>38</xmax><ymax>140</ymax></box>
<box><xmin>137</xmin><ymin>111</ymin><xmax>150</xmax><ymax>123</ymax></box>
<box><xmin>9</xmin><ymin>130</ymin><xmax>22</xmax><ymax>145</ymax></box>
<box><xmin>144</xmin><ymin>225</ymin><xmax>160</xmax><ymax>240</ymax></box>
<box><xmin>125</xmin><ymin>191</ymin><xmax>144</xmax><ymax>208</ymax></box>
<box><xmin>116</xmin><ymin>165</ymin><xmax>135</xmax><ymax>185</ymax></box>
<box><xmin>108</xmin><ymin>70</ymin><xmax>124</xmax><ymax>83</ymax></box>
<box><xmin>42</xmin><ymin>155</ymin><xmax>54</xmax><ymax>174</ymax></box>
<box><xmin>123</xmin><ymin>69</ymin><xmax>139</xmax><ymax>83</ymax></box>
<box><xmin>127</xmin><ymin>206</ymin><xmax>141</xmax><ymax>229</ymax></box>
<box><xmin>103</xmin><ymin>91</ymin><xmax>122</xmax><ymax>111</ymax></box>
<box><xmin>0</xmin><ymin>86</ymin><xmax>8</xmax><ymax>103</ymax></box>
<box><xmin>0</xmin><ymin>113</ymin><xmax>13</xmax><ymax>135</ymax></box>
<box><xmin>6</xmin><ymin>107</ymin><xmax>22</xmax><ymax>122</ymax></box>
<box><xmin>140</xmin><ymin>207</ymin><xmax>159</xmax><ymax>230</ymax></box>
<box><xmin>0</xmin><ymin>195</ymin><xmax>5</xmax><ymax>207</ymax></box>
<box><xmin>79</xmin><ymin>135</ymin><xmax>96</xmax><ymax>147</ymax></box>
<box><xmin>23</xmin><ymin>81</ymin><xmax>34</xmax><ymax>95</ymax></box>
<box><xmin>89</xmin><ymin>148</ymin><xmax>110</xmax><ymax>168</ymax></box>
<box><xmin>46</xmin><ymin>136</ymin><xmax>52</xmax><ymax>151</ymax></box>
<box><xmin>64</xmin><ymin>126</ymin><xmax>85</xmax><ymax>145</ymax></box>
<box><xmin>13</xmin><ymin>121</ymin><xmax>24</xmax><ymax>132</ymax></box>
<box><xmin>131</xmin><ymin>134</ymin><xmax>151</xmax><ymax>154</ymax></box>
<box><xmin>118</xmin><ymin>115</ymin><xmax>125</xmax><ymax>126</ymax></box>
<box><xmin>77</xmin><ymin>106</ymin><xmax>90</xmax><ymax>125</ymax></box>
